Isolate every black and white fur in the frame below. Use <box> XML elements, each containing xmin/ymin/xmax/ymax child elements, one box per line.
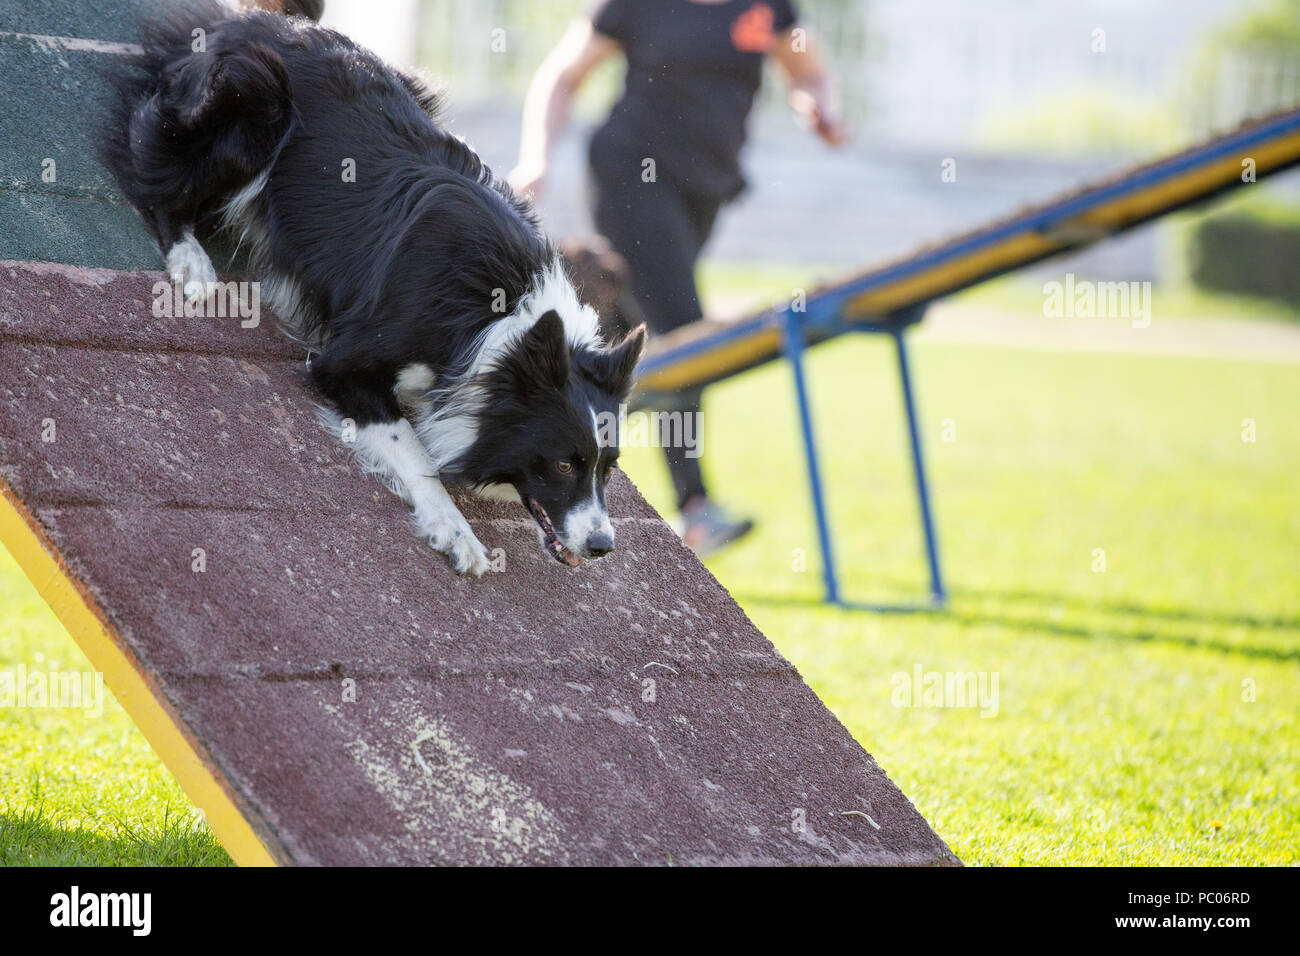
<box><xmin>102</xmin><ymin>2</ymin><xmax>645</xmax><ymax>576</ymax></box>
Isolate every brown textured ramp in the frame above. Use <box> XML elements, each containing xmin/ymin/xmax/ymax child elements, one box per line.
<box><xmin>0</xmin><ymin>260</ymin><xmax>958</xmax><ymax>866</ymax></box>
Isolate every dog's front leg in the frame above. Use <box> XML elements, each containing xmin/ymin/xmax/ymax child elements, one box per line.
<box><xmin>354</xmin><ymin>419</ymin><xmax>491</xmax><ymax>576</ymax></box>
<box><xmin>163</xmin><ymin>226</ymin><xmax>218</xmax><ymax>309</ymax></box>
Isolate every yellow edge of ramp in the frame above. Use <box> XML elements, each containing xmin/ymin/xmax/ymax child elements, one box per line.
<box><xmin>0</xmin><ymin>480</ymin><xmax>281</xmax><ymax>867</ymax></box>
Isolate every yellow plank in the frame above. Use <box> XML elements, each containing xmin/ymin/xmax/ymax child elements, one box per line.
<box><xmin>639</xmin><ymin>326</ymin><xmax>783</xmax><ymax>392</ymax></box>
<box><xmin>0</xmin><ymin>480</ymin><xmax>282</xmax><ymax>867</ymax></box>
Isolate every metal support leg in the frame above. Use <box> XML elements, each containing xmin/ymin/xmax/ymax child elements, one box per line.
<box><xmin>781</xmin><ymin>311</ymin><xmax>840</xmax><ymax>605</ymax></box>
<box><xmin>893</xmin><ymin>328</ymin><xmax>945</xmax><ymax>606</ymax></box>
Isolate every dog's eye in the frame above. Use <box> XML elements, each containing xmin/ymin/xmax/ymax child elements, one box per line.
<box><xmin>556</xmin><ymin>460</ymin><xmax>573</xmax><ymax>474</ymax></box>
<box><xmin>603</xmin><ymin>463</ymin><xmax>616</xmax><ymax>481</ymax></box>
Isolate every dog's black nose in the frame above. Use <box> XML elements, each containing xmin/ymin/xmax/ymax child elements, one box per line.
<box><xmin>585</xmin><ymin>532</ymin><xmax>614</xmax><ymax>558</ymax></box>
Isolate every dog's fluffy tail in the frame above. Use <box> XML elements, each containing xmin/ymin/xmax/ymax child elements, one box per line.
<box><xmin>99</xmin><ymin>1</ymin><xmax>295</xmax><ymax>244</ymax></box>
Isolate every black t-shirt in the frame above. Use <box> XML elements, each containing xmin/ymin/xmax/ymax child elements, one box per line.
<box><xmin>589</xmin><ymin>0</ymin><xmax>798</xmax><ymax>200</ymax></box>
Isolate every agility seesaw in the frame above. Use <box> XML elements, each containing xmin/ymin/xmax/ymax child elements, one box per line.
<box><xmin>636</xmin><ymin>107</ymin><xmax>1300</xmax><ymax>610</ymax></box>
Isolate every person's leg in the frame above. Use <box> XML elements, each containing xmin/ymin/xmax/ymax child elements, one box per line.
<box><xmin>588</xmin><ymin>171</ymin><xmax>753</xmax><ymax>554</ymax></box>
<box><xmin>662</xmin><ymin>187</ymin><xmax>728</xmax><ymax>511</ymax></box>
<box><xmin>684</xmin><ymin>189</ymin><xmax>724</xmax><ymax>256</ymax></box>
<box><xmin>589</xmin><ymin>170</ymin><xmax>710</xmax><ymax>508</ymax></box>
<box><xmin>588</xmin><ymin>172</ymin><xmax>705</xmax><ymax>337</ymax></box>
<box><xmin>662</xmin><ymin>389</ymin><xmax>707</xmax><ymax>510</ymax></box>
<box><xmin>669</xmin><ymin>188</ymin><xmax>755</xmax><ymax>551</ymax></box>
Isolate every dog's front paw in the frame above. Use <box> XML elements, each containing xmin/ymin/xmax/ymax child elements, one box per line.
<box><xmin>181</xmin><ymin>276</ymin><xmax>216</xmax><ymax>310</ymax></box>
<box><xmin>165</xmin><ymin>234</ymin><xmax>218</xmax><ymax>309</ymax></box>
<box><xmin>450</xmin><ymin>532</ymin><xmax>491</xmax><ymax>577</ymax></box>
<box><xmin>419</xmin><ymin>508</ymin><xmax>491</xmax><ymax>577</ymax></box>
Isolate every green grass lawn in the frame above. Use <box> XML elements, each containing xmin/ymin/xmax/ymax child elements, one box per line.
<box><xmin>2</xmin><ymin>319</ymin><xmax>1297</xmax><ymax>865</ymax></box>
<box><xmin>622</xmin><ymin>333</ymin><xmax>1300</xmax><ymax>866</ymax></box>
<box><xmin>0</xmin><ymin>561</ymin><xmax>231</xmax><ymax>865</ymax></box>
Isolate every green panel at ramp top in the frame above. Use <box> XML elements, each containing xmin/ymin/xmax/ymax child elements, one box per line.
<box><xmin>0</xmin><ymin>0</ymin><xmax>154</xmax><ymax>45</ymax></box>
<box><xmin>0</xmin><ymin>0</ymin><xmax>163</xmax><ymax>270</ymax></box>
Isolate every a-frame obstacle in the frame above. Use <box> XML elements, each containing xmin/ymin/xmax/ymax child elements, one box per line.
<box><xmin>0</xmin><ymin>0</ymin><xmax>957</xmax><ymax>866</ymax></box>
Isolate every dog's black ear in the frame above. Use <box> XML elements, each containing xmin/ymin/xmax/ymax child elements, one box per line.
<box><xmin>586</xmin><ymin>323</ymin><xmax>646</xmax><ymax>398</ymax></box>
<box><xmin>518</xmin><ymin>309</ymin><xmax>569</xmax><ymax>392</ymax></box>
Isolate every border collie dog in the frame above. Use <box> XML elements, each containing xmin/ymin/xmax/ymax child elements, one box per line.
<box><xmin>102</xmin><ymin>2</ymin><xmax>645</xmax><ymax>576</ymax></box>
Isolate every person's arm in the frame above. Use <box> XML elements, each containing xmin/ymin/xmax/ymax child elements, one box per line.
<box><xmin>508</xmin><ymin>19</ymin><xmax>621</xmax><ymax>199</ymax></box>
<box><xmin>769</xmin><ymin>27</ymin><xmax>846</xmax><ymax>147</ymax></box>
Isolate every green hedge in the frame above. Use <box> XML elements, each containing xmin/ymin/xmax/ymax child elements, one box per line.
<box><xmin>1188</xmin><ymin>214</ymin><xmax>1300</xmax><ymax>306</ymax></box>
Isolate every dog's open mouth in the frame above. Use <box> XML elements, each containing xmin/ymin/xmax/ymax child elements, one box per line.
<box><xmin>525</xmin><ymin>497</ymin><xmax>583</xmax><ymax>567</ymax></box>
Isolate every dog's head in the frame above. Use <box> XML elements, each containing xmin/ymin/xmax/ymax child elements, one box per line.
<box><xmin>462</xmin><ymin>309</ymin><xmax>646</xmax><ymax>566</ymax></box>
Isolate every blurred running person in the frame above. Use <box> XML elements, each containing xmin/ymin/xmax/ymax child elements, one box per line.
<box><xmin>510</xmin><ymin>0</ymin><xmax>844</xmax><ymax>556</ymax></box>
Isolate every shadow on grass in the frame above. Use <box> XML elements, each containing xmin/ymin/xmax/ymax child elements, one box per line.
<box><xmin>732</xmin><ymin>583</ymin><xmax>1300</xmax><ymax>663</ymax></box>
<box><xmin>0</xmin><ymin>805</ymin><xmax>232</xmax><ymax>867</ymax></box>
<box><xmin>948</xmin><ymin>584</ymin><xmax>1300</xmax><ymax>633</ymax></box>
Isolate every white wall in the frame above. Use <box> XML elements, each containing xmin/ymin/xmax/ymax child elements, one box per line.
<box><xmin>320</xmin><ymin>0</ymin><xmax>420</xmax><ymax>67</ymax></box>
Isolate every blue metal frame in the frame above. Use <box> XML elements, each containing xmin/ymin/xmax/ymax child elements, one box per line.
<box><xmin>779</xmin><ymin>308</ymin><xmax>841</xmax><ymax>604</ymax></box>
<box><xmin>779</xmin><ymin>302</ymin><xmax>945</xmax><ymax>611</ymax></box>
<box><xmin>892</xmin><ymin>324</ymin><xmax>945</xmax><ymax>608</ymax></box>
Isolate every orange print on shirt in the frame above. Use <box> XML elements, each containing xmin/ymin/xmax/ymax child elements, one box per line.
<box><xmin>731</xmin><ymin>3</ymin><xmax>776</xmax><ymax>53</ymax></box>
